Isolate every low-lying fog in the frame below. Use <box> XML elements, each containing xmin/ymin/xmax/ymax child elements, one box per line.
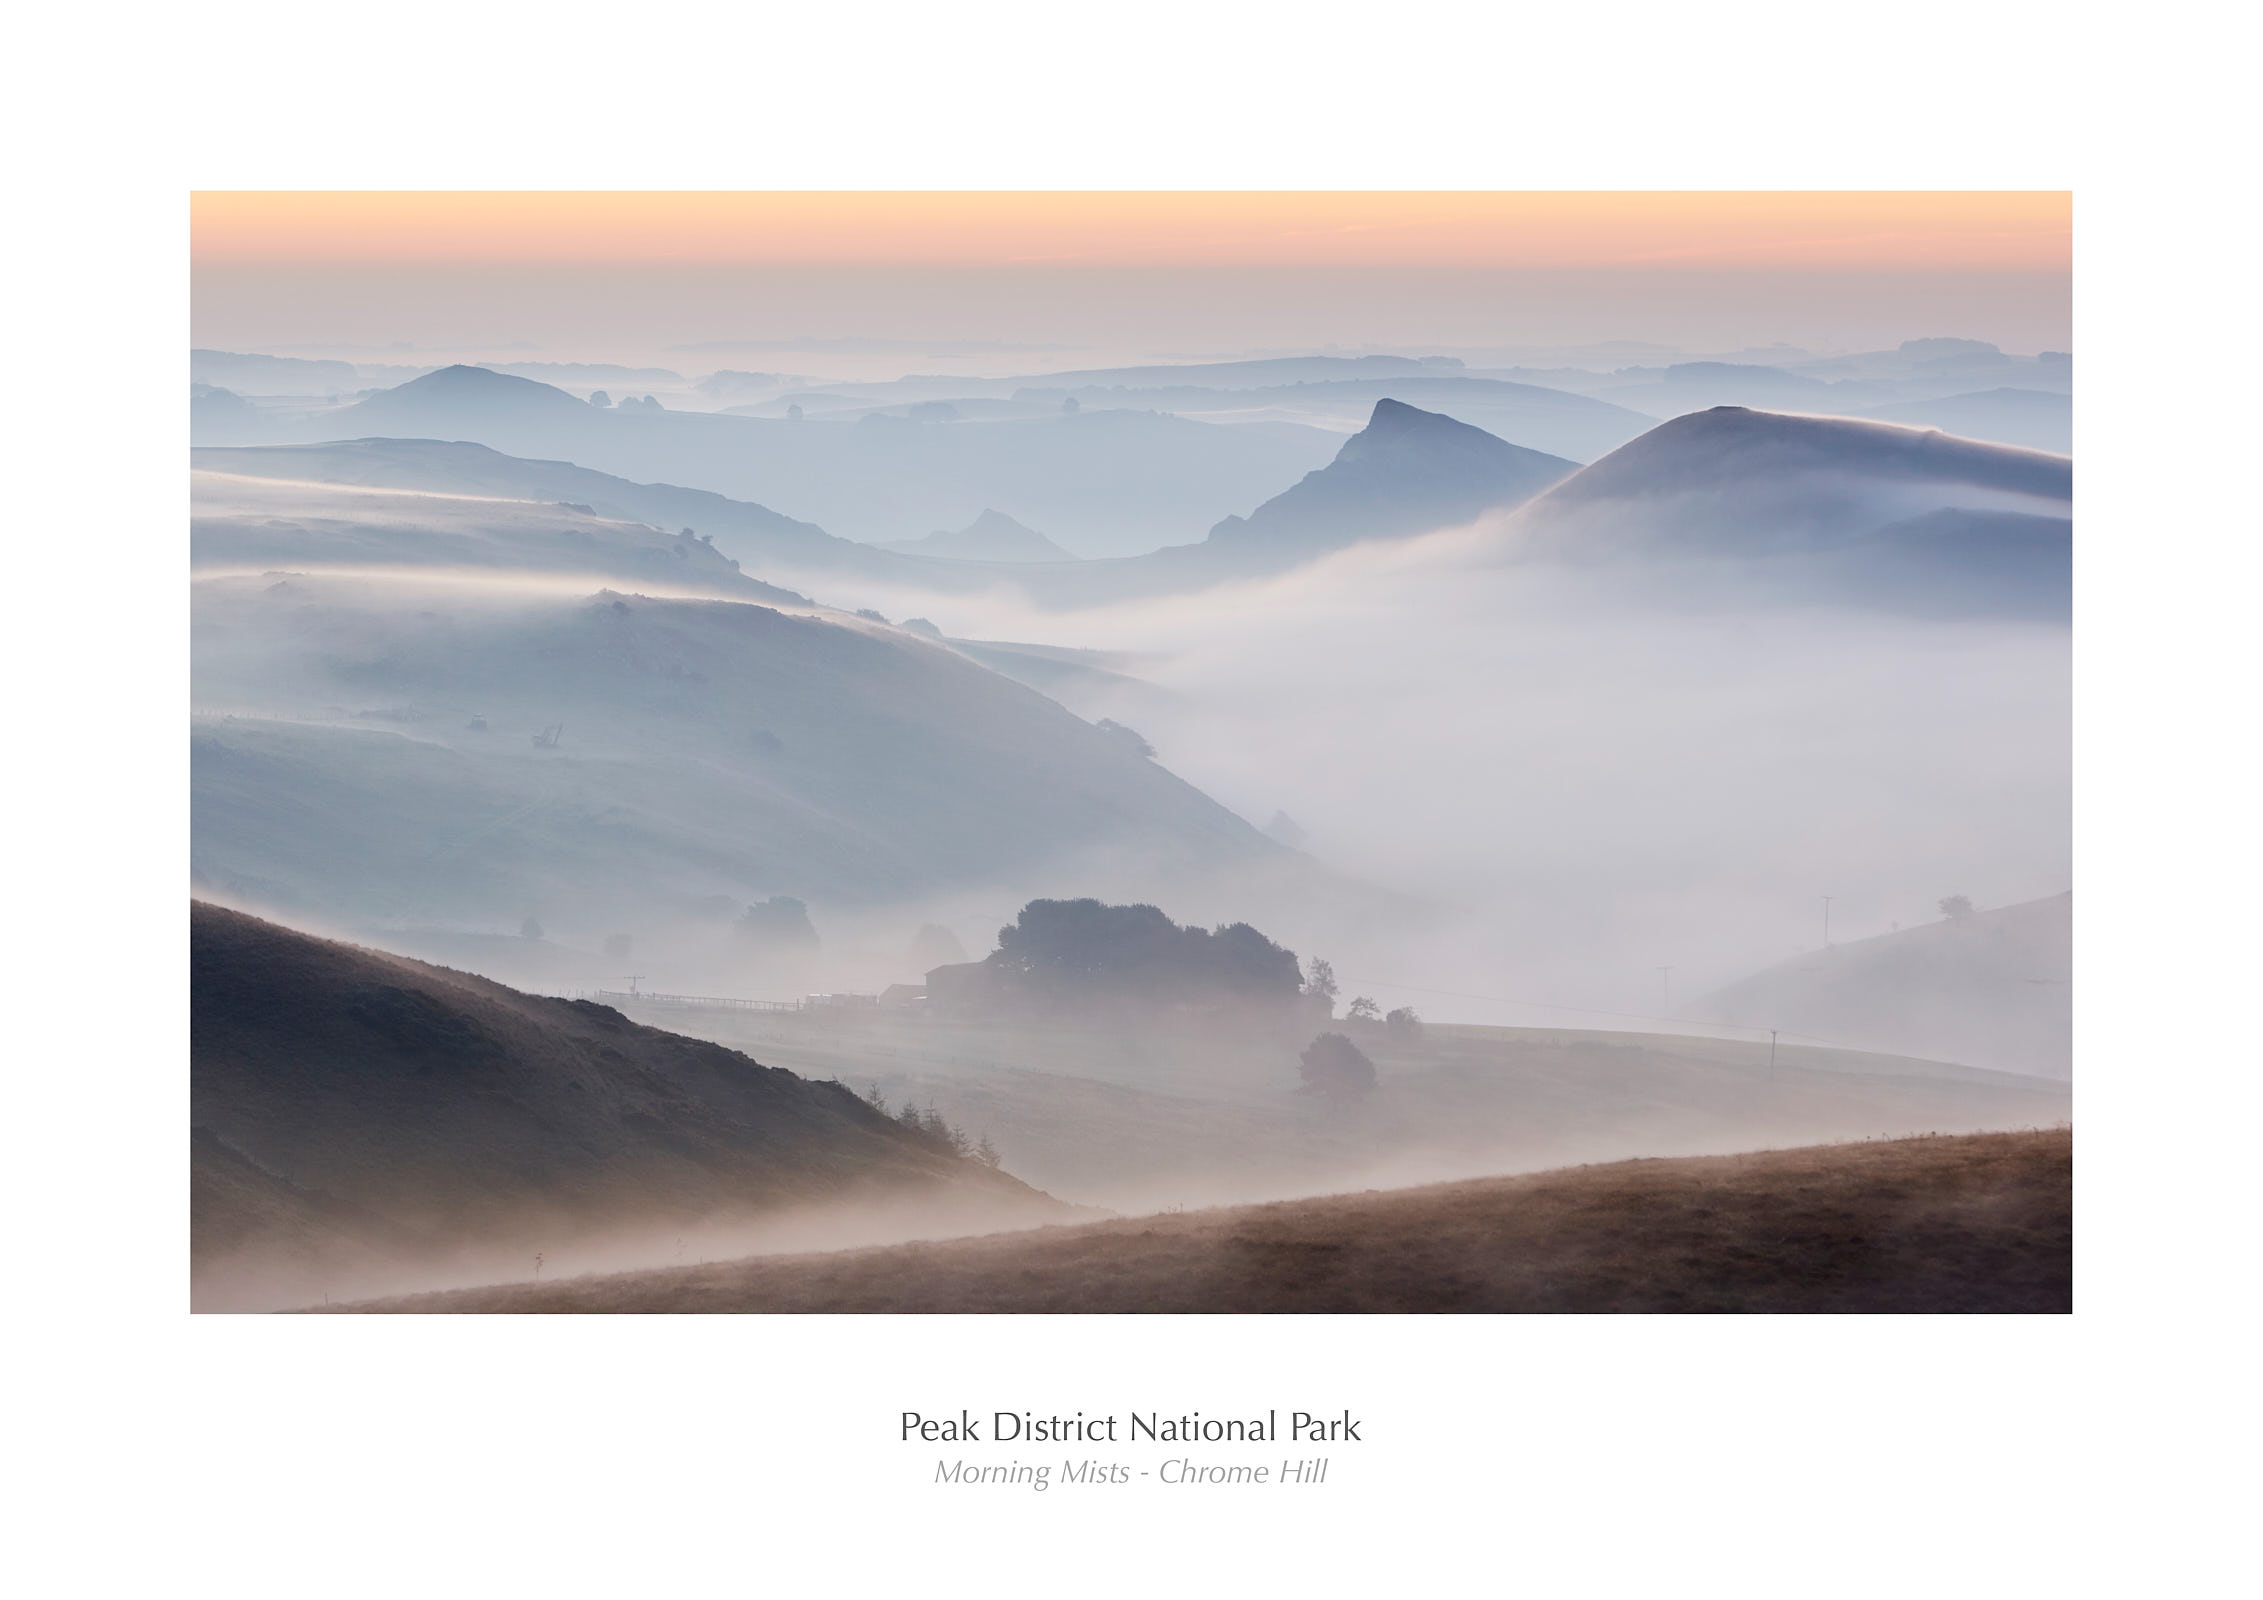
<box><xmin>752</xmin><ymin>519</ymin><xmax>2069</xmax><ymax>1028</ymax></box>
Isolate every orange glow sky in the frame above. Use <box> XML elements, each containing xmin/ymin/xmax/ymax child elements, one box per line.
<box><xmin>193</xmin><ymin>191</ymin><xmax>2068</xmax><ymax>272</ymax></box>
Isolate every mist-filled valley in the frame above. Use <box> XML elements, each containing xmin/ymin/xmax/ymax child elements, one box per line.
<box><xmin>187</xmin><ymin>284</ymin><xmax>2072</xmax><ymax>1312</ymax></box>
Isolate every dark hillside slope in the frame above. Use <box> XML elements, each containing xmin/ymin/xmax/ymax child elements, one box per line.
<box><xmin>192</xmin><ymin>902</ymin><xmax>1061</xmax><ymax>1308</ymax></box>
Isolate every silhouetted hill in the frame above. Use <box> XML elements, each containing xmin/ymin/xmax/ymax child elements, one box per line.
<box><xmin>1016</xmin><ymin>354</ymin><xmax>1459</xmax><ymax>388</ymax></box>
<box><xmin>965</xmin><ymin>400</ymin><xmax>1577</xmax><ymax>607</ymax></box>
<box><xmin>1540</xmin><ymin>406</ymin><xmax>2068</xmax><ymax>514</ymax></box>
<box><xmin>349</xmin><ymin>362</ymin><xmax>597</xmax><ymax>426</ymax></box>
<box><xmin>190</xmin><ymin>384</ymin><xmax>269</xmax><ymax>444</ymax></box>
<box><xmin>1501</xmin><ymin>407</ymin><xmax>2071</xmax><ymax>614</ymax></box>
<box><xmin>192</xmin><ymin>902</ymin><xmax>1063</xmax><ymax>1308</ymax></box>
<box><xmin>1688</xmin><ymin>893</ymin><xmax>2072</xmax><ymax>1077</ymax></box>
<box><xmin>880</xmin><ymin>509</ymin><xmax>1081</xmax><ymax>561</ymax></box>
<box><xmin>1010</xmin><ymin>376</ymin><xmax>1656</xmax><ymax>462</ymax></box>
<box><xmin>194</xmin><ymin>365</ymin><xmax>1341</xmax><ymax>555</ymax></box>
<box><xmin>192</xmin><ymin>349</ymin><xmax>368</xmax><ymax>395</ymax></box>
<box><xmin>1208</xmin><ymin>398</ymin><xmax>1575</xmax><ymax>551</ymax></box>
<box><xmin>1855</xmin><ymin>388</ymin><xmax>2072</xmax><ymax>455</ymax></box>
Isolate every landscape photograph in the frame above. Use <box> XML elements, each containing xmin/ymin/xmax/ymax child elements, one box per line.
<box><xmin>188</xmin><ymin>190</ymin><xmax>2073</xmax><ymax>1314</ymax></box>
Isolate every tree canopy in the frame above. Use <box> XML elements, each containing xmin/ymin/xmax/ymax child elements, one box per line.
<box><xmin>971</xmin><ymin>897</ymin><xmax>1302</xmax><ymax>1008</ymax></box>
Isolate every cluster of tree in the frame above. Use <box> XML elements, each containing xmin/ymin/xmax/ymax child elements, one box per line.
<box><xmin>943</xmin><ymin>898</ymin><xmax>1304</xmax><ymax>1012</ymax></box>
<box><xmin>1343</xmin><ymin>996</ymin><xmax>1424</xmax><ymax>1039</ymax></box>
<box><xmin>860</xmin><ymin>1084</ymin><xmax>1000</xmax><ymax>1167</ymax></box>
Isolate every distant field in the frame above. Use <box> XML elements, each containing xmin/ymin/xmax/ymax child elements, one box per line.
<box><xmin>326</xmin><ymin>1126</ymin><xmax>2071</xmax><ymax>1314</ymax></box>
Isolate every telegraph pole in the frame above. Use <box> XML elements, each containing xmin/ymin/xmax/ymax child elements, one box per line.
<box><xmin>1656</xmin><ymin>966</ymin><xmax>1673</xmax><ymax>1014</ymax></box>
<box><xmin>1821</xmin><ymin>896</ymin><xmax>1835</xmax><ymax>947</ymax></box>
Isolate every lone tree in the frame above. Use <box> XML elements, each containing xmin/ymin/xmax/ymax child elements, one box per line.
<box><xmin>1346</xmin><ymin>996</ymin><xmax>1381</xmax><ymax>1023</ymax></box>
<box><xmin>738</xmin><ymin>895</ymin><xmax>820</xmax><ymax>950</ymax></box>
<box><xmin>1384</xmin><ymin>1006</ymin><xmax>1423</xmax><ymax>1041</ymax></box>
<box><xmin>1939</xmin><ymin>894</ymin><xmax>1975</xmax><ymax>920</ymax></box>
<box><xmin>1299</xmin><ymin>1032</ymin><xmax>1376</xmax><ymax>1104</ymax></box>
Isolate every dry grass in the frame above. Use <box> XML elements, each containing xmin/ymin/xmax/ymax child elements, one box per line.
<box><xmin>325</xmin><ymin>1126</ymin><xmax>2070</xmax><ymax>1315</ymax></box>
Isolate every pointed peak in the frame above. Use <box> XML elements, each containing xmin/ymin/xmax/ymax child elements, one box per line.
<box><xmin>1332</xmin><ymin>397</ymin><xmax>1545</xmax><ymax>469</ymax></box>
<box><xmin>963</xmin><ymin>508</ymin><xmax>1037</xmax><ymax>535</ymax></box>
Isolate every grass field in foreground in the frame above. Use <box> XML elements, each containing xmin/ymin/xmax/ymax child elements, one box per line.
<box><xmin>322</xmin><ymin>1126</ymin><xmax>2070</xmax><ymax>1314</ymax></box>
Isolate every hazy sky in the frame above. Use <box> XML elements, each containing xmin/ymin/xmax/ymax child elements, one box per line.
<box><xmin>191</xmin><ymin>192</ymin><xmax>2072</xmax><ymax>371</ymax></box>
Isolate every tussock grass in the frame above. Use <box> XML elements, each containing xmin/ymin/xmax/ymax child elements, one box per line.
<box><xmin>326</xmin><ymin>1126</ymin><xmax>2070</xmax><ymax>1315</ymax></box>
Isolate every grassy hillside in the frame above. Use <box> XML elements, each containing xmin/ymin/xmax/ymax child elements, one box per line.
<box><xmin>192</xmin><ymin>903</ymin><xmax>1064</xmax><ymax>1310</ymax></box>
<box><xmin>325</xmin><ymin>1127</ymin><xmax>2071</xmax><ymax>1313</ymax></box>
<box><xmin>191</xmin><ymin>438</ymin><xmax>921</xmax><ymax>582</ymax></box>
<box><xmin>191</xmin><ymin>469</ymin><xmax>811</xmax><ymax>605</ymax></box>
<box><xmin>191</xmin><ymin>572</ymin><xmax>1297</xmax><ymax>941</ymax></box>
<box><xmin>1690</xmin><ymin>894</ymin><xmax>2071</xmax><ymax>1077</ymax></box>
<box><xmin>596</xmin><ymin>1004</ymin><xmax>2073</xmax><ymax>1213</ymax></box>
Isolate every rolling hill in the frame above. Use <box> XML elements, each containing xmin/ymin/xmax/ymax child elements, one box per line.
<box><xmin>879</xmin><ymin>509</ymin><xmax>1081</xmax><ymax>562</ymax></box>
<box><xmin>192</xmin><ymin>902</ymin><xmax>1065</xmax><ymax>1310</ymax></box>
<box><xmin>590</xmin><ymin>991</ymin><xmax>2075</xmax><ymax>1216</ymax></box>
<box><xmin>191</xmin><ymin>437</ymin><xmax>966</xmax><ymax>588</ymax></box>
<box><xmin>197</xmin><ymin>400</ymin><xmax>1581</xmax><ymax>608</ymax></box>
<box><xmin>192</xmin><ymin>363</ymin><xmax>1343</xmax><ymax>554</ymax></box>
<box><xmin>322</xmin><ymin>1126</ymin><xmax>2072</xmax><ymax>1313</ymax></box>
<box><xmin>1010</xmin><ymin>376</ymin><xmax>1657</xmax><ymax>463</ymax></box>
<box><xmin>931</xmin><ymin>399</ymin><xmax>1580</xmax><ymax>608</ymax></box>
<box><xmin>1497</xmin><ymin>406</ymin><xmax>2072</xmax><ymax>614</ymax></box>
<box><xmin>191</xmin><ymin>469</ymin><xmax>812</xmax><ymax>605</ymax></box>
<box><xmin>1688</xmin><ymin>893</ymin><xmax>2072</xmax><ymax>1078</ymax></box>
<box><xmin>190</xmin><ymin>571</ymin><xmax>1301</xmax><ymax>951</ymax></box>
<box><xmin>1855</xmin><ymin>388</ymin><xmax>2073</xmax><ymax>455</ymax></box>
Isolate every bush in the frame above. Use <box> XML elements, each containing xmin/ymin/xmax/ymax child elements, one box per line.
<box><xmin>1299</xmin><ymin>1033</ymin><xmax>1377</xmax><ymax>1103</ymax></box>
